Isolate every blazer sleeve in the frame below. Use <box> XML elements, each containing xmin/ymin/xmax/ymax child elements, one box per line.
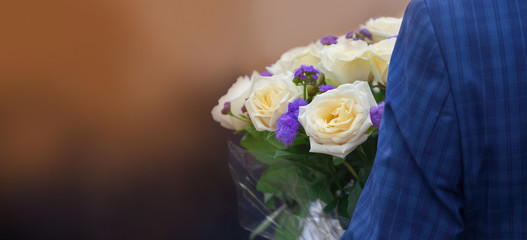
<box><xmin>340</xmin><ymin>0</ymin><xmax>464</xmax><ymax>239</ymax></box>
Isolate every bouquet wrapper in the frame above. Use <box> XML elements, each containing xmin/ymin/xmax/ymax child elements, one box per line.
<box><xmin>228</xmin><ymin>142</ymin><xmax>345</xmax><ymax>240</ymax></box>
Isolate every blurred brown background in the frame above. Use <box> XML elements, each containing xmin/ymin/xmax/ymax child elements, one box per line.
<box><xmin>0</xmin><ymin>0</ymin><xmax>409</xmax><ymax>239</ymax></box>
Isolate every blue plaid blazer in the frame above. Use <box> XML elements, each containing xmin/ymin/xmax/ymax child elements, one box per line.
<box><xmin>341</xmin><ymin>0</ymin><xmax>527</xmax><ymax>239</ymax></box>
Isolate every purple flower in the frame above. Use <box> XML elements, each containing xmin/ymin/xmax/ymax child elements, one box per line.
<box><xmin>241</xmin><ymin>98</ymin><xmax>248</xmax><ymax>113</ymax></box>
<box><xmin>294</xmin><ymin>68</ymin><xmax>303</xmax><ymax>78</ymax></box>
<box><xmin>221</xmin><ymin>101</ymin><xmax>231</xmax><ymax>115</ymax></box>
<box><xmin>276</xmin><ymin>99</ymin><xmax>308</xmax><ymax>146</ymax></box>
<box><xmin>304</xmin><ymin>65</ymin><xmax>320</xmax><ymax>74</ymax></box>
<box><xmin>360</xmin><ymin>28</ymin><xmax>372</xmax><ymax>40</ymax></box>
<box><xmin>276</xmin><ymin>114</ymin><xmax>298</xmax><ymax>146</ymax></box>
<box><xmin>319</xmin><ymin>84</ymin><xmax>335</xmax><ymax>92</ymax></box>
<box><xmin>320</xmin><ymin>35</ymin><xmax>338</xmax><ymax>45</ymax></box>
<box><xmin>293</xmin><ymin>65</ymin><xmax>321</xmax><ymax>86</ymax></box>
<box><xmin>260</xmin><ymin>69</ymin><xmax>273</xmax><ymax>76</ymax></box>
<box><xmin>370</xmin><ymin>101</ymin><xmax>385</xmax><ymax>129</ymax></box>
<box><xmin>302</xmin><ymin>65</ymin><xmax>320</xmax><ymax>74</ymax></box>
<box><xmin>288</xmin><ymin>98</ymin><xmax>308</xmax><ymax>112</ymax></box>
<box><xmin>241</xmin><ymin>104</ymin><xmax>247</xmax><ymax>113</ymax></box>
<box><xmin>345</xmin><ymin>30</ymin><xmax>355</xmax><ymax>39</ymax></box>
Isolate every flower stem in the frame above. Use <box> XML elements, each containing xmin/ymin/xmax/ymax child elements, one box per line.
<box><xmin>303</xmin><ymin>83</ymin><xmax>308</xmax><ymax>100</ymax></box>
<box><xmin>329</xmin><ymin>162</ymin><xmax>344</xmax><ymax>192</ymax></box>
<box><xmin>342</xmin><ymin>161</ymin><xmax>360</xmax><ymax>180</ymax></box>
<box><xmin>357</xmin><ymin>145</ymin><xmax>369</xmax><ymax>162</ymax></box>
<box><xmin>229</xmin><ymin>112</ymin><xmax>251</xmax><ymax>123</ymax></box>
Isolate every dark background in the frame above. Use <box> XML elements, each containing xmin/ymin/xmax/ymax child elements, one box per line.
<box><xmin>0</xmin><ymin>0</ymin><xmax>408</xmax><ymax>239</ymax></box>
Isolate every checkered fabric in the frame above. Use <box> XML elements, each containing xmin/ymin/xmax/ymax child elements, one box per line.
<box><xmin>341</xmin><ymin>0</ymin><xmax>527</xmax><ymax>239</ymax></box>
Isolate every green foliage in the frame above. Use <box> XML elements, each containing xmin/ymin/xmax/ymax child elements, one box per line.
<box><xmin>274</xmin><ymin>212</ymin><xmax>304</xmax><ymax>240</ymax></box>
<box><xmin>264</xmin><ymin>193</ymin><xmax>276</xmax><ymax>210</ymax></box>
<box><xmin>333</xmin><ymin>157</ymin><xmax>345</xmax><ymax>166</ymax></box>
<box><xmin>239</xmin><ymin>123</ymin><xmax>380</xmax><ymax>239</ymax></box>
<box><xmin>347</xmin><ymin>183</ymin><xmax>363</xmax><ymax>218</ymax></box>
<box><xmin>310</xmin><ymin>175</ymin><xmax>333</xmax><ymax>203</ymax></box>
<box><xmin>325</xmin><ymin>78</ymin><xmax>335</xmax><ymax>86</ymax></box>
<box><xmin>337</xmin><ymin>195</ymin><xmax>350</xmax><ymax>229</ymax></box>
<box><xmin>322</xmin><ymin>196</ymin><xmax>339</xmax><ymax>213</ymax></box>
<box><xmin>373</xmin><ymin>86</ymin><xmax>386</xmax><ymax>102</ymax></box>
<box><xmin>240</xmin><ymin>125</ymin><xmax>285</xmax><ymax>164</ymax></box>
<box><xmin>257</xmin><ymin>163</ymin><xmax>316</xmax><ymax>202</ymax></box>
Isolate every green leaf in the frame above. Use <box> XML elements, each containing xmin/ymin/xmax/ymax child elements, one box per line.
<box><xmin>273</xmin><ymin>150</ymin><xmax>333</xmax><ymax>175</ymax></box>
<box><xmin>274</xmin><ymin>150</ymin><xmax>307</xmax><ymax>162</ymax></box>
<box><xmin>240</xmin><ymin>132</ymin><xmax>278</xmax><ymax>164</ymax></box>
<box><xmin>264</xmin><ymin>193</ymin><xmax>276</xmax><ymax>209</ymax></box>
<box><xmin>291</xmin><ymin>134</ymin><xmax>309</xmax><ymax>146</ymax></box>
<box><xmin>337</xmin><ymin>195</ymin><xmax>350</xmax><ymax>229</ymax></box>
<box><xmin>333</xmin><ymin>156</ymin><xmax>345</xmax><ymax>166</ymax></box>
<box><xmin>256</xmin><ymin>163</ymin><xmax>316</xmax><ymax>202</ymax></box>
<box><xmin>359</xmin><ymin>166</ymin><xmax>372</xmax><ymax>187</ymax></box>
<box><xmin>322</xmin><ymin>196</ymin><xmax>339</xmax><ymax>213</ymax></box>
<box><xmin>275</xmin><ymin>211</ymin><xmax>303</xmax><ymax>240</ymax></box>
<box><xmin>246</xmin><ymin>125</ymin><xmax>285</xmax><ymax>150</ymax></box>
<box><xmin>362</xmin><ymin>134</ymin><xmax>378</xmax><ymax>163</ymax></box>
<box><xmin>373</xmin><ymin>87</ymin><xmax>386</xmax><ymax>102</ymax></box>
<box><xmin>310</xmin><ymin>175</ymin><xmax>333</xmax><ymax>203</ymax></box>
<box><xmin>240</xmin><ymin>125</ymin><xmax>292</xmax><ymax>164</ymax></box>
<box><xmin>256</xmin><ymin>177</ymin><xmax>279</xmax><ymax>193</ymax></box>
<box><xmin>325</xmin><ymin>78</ymin><xmax>334</xmax><ymax>86</ymax></box>
<box><xmin>244</xmin><ymin>124</ymin><xmax>260</xmax><ymax>137</ymax></box>
<box><xmin>347</xmin><ymin>183</ymin><xmax>363</xmax><ymax>218</ymax></box>
<box><xmin>365</xmin><ymin>125</ymin><xmax>376</xmax><ymax>135</ymax></box>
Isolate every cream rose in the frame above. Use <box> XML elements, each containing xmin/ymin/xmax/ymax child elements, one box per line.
<box><xmin>211</xmin><ymin>73</ymin><xmax>254</xmax><ymax>131</ymax></box>
<box><xmin>245</xmin><ymin>73</ymin><xmax>302</xmax><ymax>131</ymax></box>
<box><xmin>317</xmin><ymin>39</ymin><xmax>370</xmax><ymax>86</ymax></box>
<box><xmin>369</xmin><ymin>38</ymin><xmax>397</xmax><ymax>85</ymax></box>
<box><xmin>267</xmin><ymin>43</ymin><xmax>322</xmax><ymax>75</ymax></box>
<box><xmin>363</xmin><ymin>17</ymin><xmax>402</xmax><ymax>43</ymax></box>
<box><xmin>298</xmin><ymin>81</ymin><xmax>377</xmax><ymax>158</ymax></box>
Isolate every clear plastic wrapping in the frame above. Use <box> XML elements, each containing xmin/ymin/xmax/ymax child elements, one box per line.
<box><xmin>228</xmin><ymin>142</ymin><xmax>345</xmax><ymax>240</ymax></box>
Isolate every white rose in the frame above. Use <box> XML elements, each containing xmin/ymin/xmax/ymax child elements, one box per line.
<box><xmin>369</xmin><ymin>38</ymin><xmax>397</xmax><ymax>85</ymax></box>
<box><xmin>363</xmin><ymin>17</ymin><xmax>402</xmax><ymax>43</ymax></box>
<box><xmin>317</xmin><ymin>40</ymin><xmax>370</xmax><ymax>86</ymax></box>
<box><xmin>267</xmin><ymin>43</ymin><xmax>322</xmax><ymax>75</ymax></box>
<box><xmin>298</xmin><ymin>81</ymin><xmax>377</xmax><ymax>158</ymax></box>
<box><xmin>246</xmin><ymin>73</ymin><xmax>302</xmax><ymax>131</ymax></box>
<box><xmin>211</xmin><ymin>73</ymin><xmax>254</xmax><ymax>131</ymax></box>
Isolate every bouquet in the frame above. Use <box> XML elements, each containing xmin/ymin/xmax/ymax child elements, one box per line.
<box><xmin>212</xmin><ymin>17</ymin><xmax>402</xmax><ymax>240</ymax></box>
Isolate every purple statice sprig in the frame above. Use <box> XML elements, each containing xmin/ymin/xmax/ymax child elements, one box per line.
<box><xmin>359</xmin><ymin>28</ymin><xmax>372</xmax><ymax>40</ymax></box>
<box><xmin>221</xmin><ymin>102</ymin><xmax>231</xmax><ymax>115</ymax></box>
<box><xmin>260</xmin><ymin>69</ymin><xmax>273</xmax><ymax>77</ymax></box>
<box><xmin>345</xmin><ymin>28</ymin><xmax>372</xmax><ymax>41</ymax></box>
<box><xmin>319</xmin><ymin>84</ymin><xmax>334</xmax><ymax>92</ymax></box>
<box><xmin>221</xmin><ymin>101</ymin><xmax>251</xmax><ymax>124</ymax></box>
<box><xmin>320</xmin><ymin>35</ymin><xmax>338</xmax><ymax>45</ymax></box>
<box><xmin>241</xmin><ymin>98</ymin><xmax>248</xmax><ymax>113</ymax></box>
<box><xmin>293</xmin><ymin>65</ymin><xmax>321</xmax><ymax>100</ymax></box>
<box><xmin>345</xmin><ymin>30</ymin><xmax>355</xmax><ymax>39</ymax></box>
<box><xmin>293</xmin><ymin>65</ymin><xmax>320</xmax><ymax>85</ymax></box>
<box><xmin>370</xmin><ymin>101</ymin><xmax>385</xmax><ymax>129</ymax></box>
<box><xmin>275</xmin><ymin>98</ymin><xmax>307</xmax><ymax>146</ymax></box>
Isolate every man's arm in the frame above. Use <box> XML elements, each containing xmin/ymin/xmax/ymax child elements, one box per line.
<box><xmin>341</xmin><ymin>0</ymin><xmax>464</xmax><ymax>239</ymax></box>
